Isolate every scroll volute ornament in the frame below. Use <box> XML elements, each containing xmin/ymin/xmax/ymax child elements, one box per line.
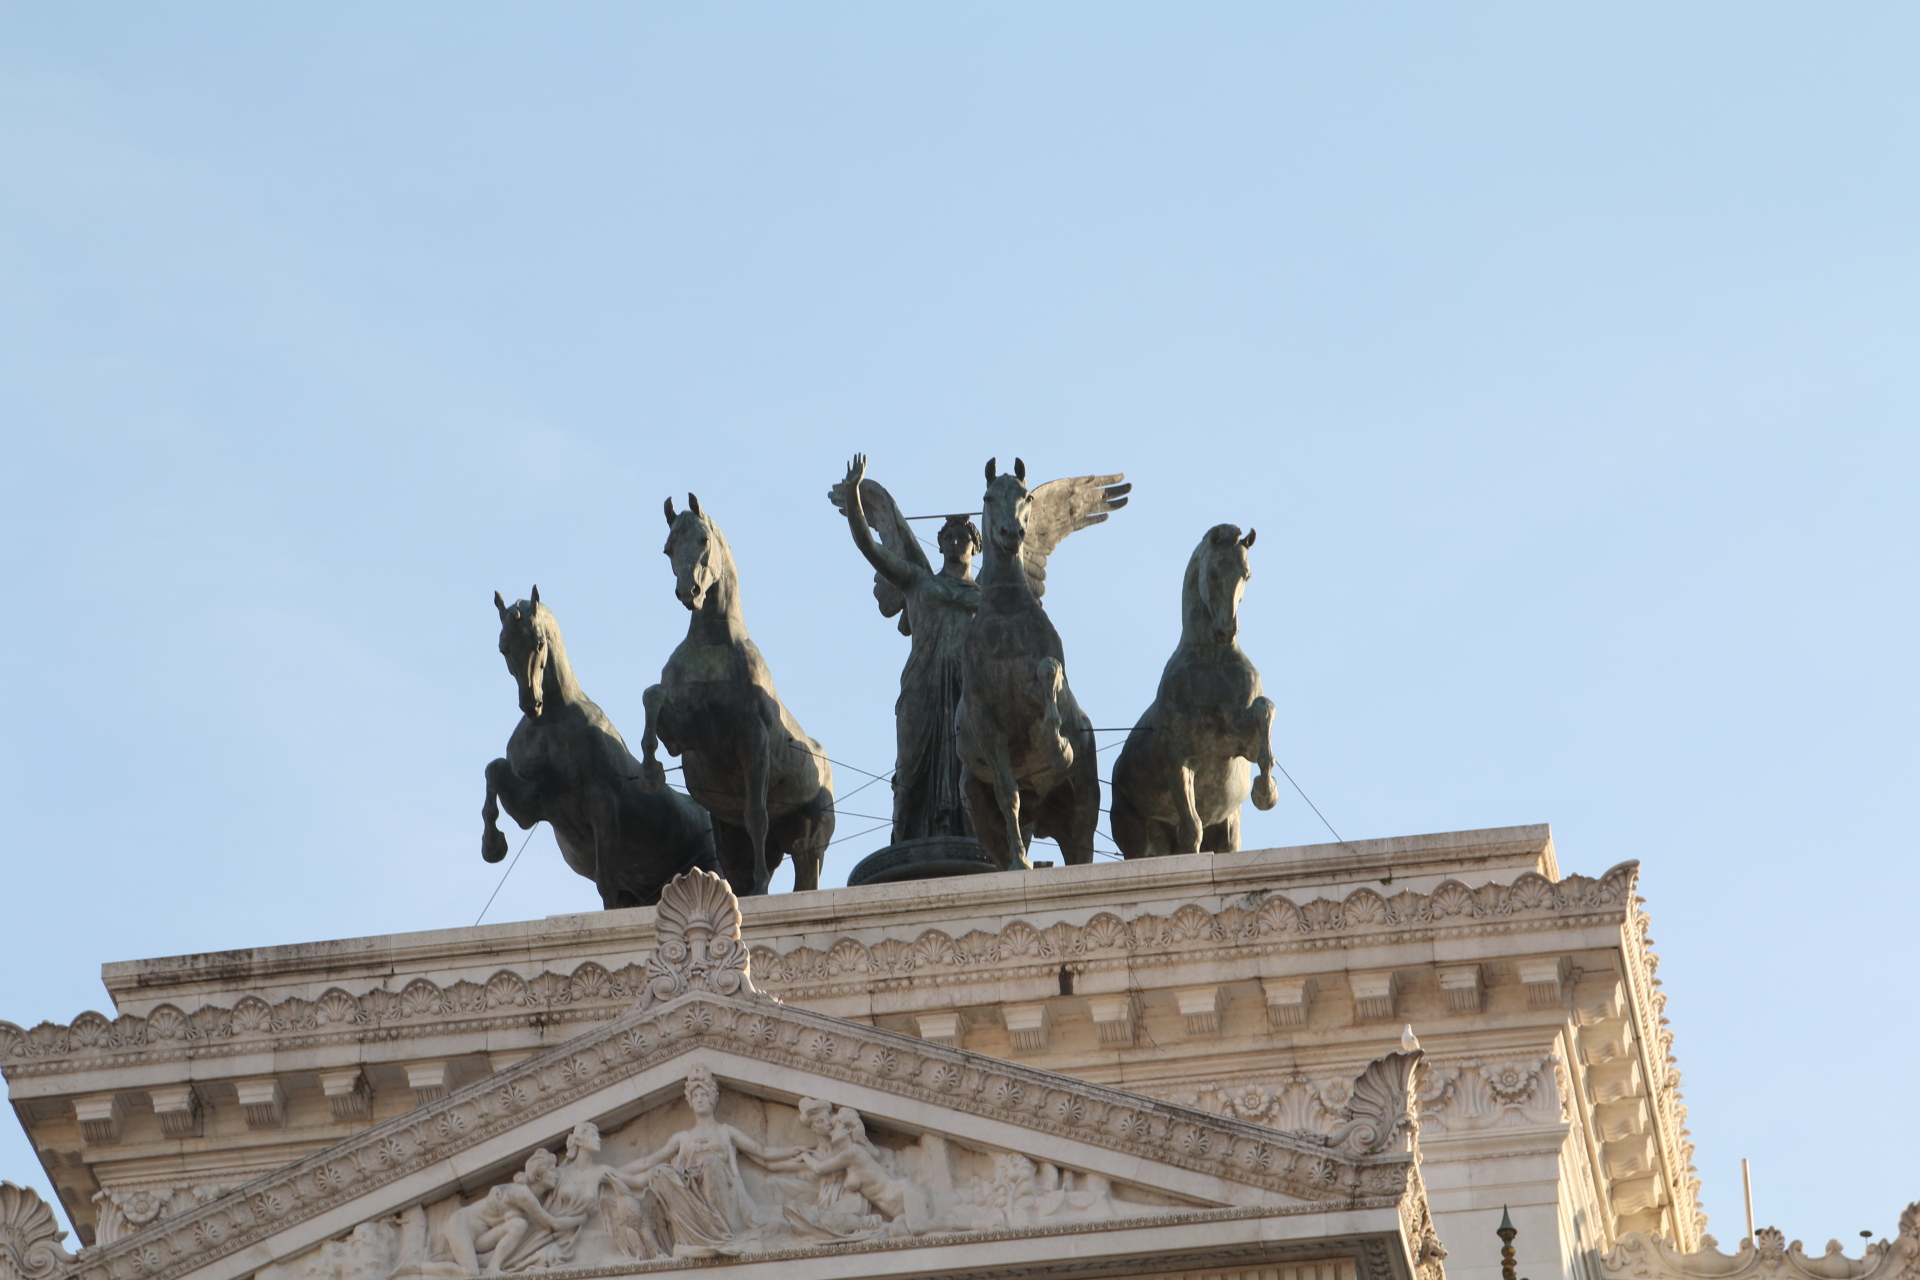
<box><xmin>0</xmin><ymin>1182</ymin><xmax>75</xmax><ymax>1280</ymax></box>
<box><xmin>636</xmin><ymin>869</ymin><xmax>771</xmax><ymax>1010</ymax></box>
<box><xmin>1327</xmin><ymin>1050</ymin><xmax>1423</xmax><ymax>1157</ymax></box>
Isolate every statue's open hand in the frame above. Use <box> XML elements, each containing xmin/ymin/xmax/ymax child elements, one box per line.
<box><xmin>846</xmin><ymin>454</ymin><xmax>867</xmax><ymax>490</ymax></box>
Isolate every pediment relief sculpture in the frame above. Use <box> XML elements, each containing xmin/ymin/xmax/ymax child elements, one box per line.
<box><xmin>274</xmin><ymin>1063</ymin><xmax>1169</xmax><ymax>1279</ymax></box>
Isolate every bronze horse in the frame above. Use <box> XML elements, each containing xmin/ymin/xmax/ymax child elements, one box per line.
<box><xmin>481</xmin><ymin>587</ymin><xmax>717</xmax><ymax>907</ymax></box>
<box><xmin>1110</xmin><ymin>525</ymin><xmax>1278</xmax><ymax>857</ymax></box>
<box><xmin>955</xmin><ymin>458</ymin><xmax>1127</xmax><ymax>870</ymax></box>
<box><xmin>643</xmin><ymin>496</ymin><xmax>836</xmax><ymax>895</ymax></box>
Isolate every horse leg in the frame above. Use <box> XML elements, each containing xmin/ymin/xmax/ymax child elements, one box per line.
<box><xmin>1032</xmin><ymin>659</ymin><xmax>1074</xmax><ymax>773</ymax></box>
<box><xmin>591</xmin><ymin>792</ymin><xmax>623</xmax><ymax>909</ymax></box>
<box><xmin>963</xmin><ymin>771</ymin><xmax>1010</xmax><ymax>870</ymax></box>
<box><xmin>640</xmin><ymin>683</ymin><xmax>671</xmax><ymax>788</ymax></box>
<box><xmin>482</xmin><ymin>762</ymin><xmax>509</xmax><ymax>863</ymax></box>
<box><xmin>1244</xmin><ymin>695</ymin><xmax>1279</xmax><ymax>811</ymax></box>
<box><xmin>712</xmin><ymin>821</ymin><xmax>756</xmax><ymax>897</ymax></box>
<box><xmin>1173</xmin><ymin>762</ymin><xmax>1204</xmax><ymax>854</ymax></box>
<box><xmin>483</xmin><ymin>758</ymin><xmax>540</xmax><ymax>863</ymax></box>
<box><xmin>741</xmin><ymin>727</ymin><xmax>774</xmax><ymax>895</ymax></box>
<box><xmin>1109</xmin><ymin>778</ymin><xmax>1146</xmax><ymax>859</ymax></box>
<box><xmin>1058</xmin><ymin>723</ymin><xmax>1101</xmax><ymax>866</ymax></box>
<box><xmin>989</xmin><ymin>740</ymin><xmax>1030</xmax><ymax>871</ymax></box>
<box><xmin>785</xmin><ymin>788</ymin><xmax>834</xmax><ymax>892</ymax></box>
<box><xmin>1063</xmin><ymin>778</ymin><xmax>1099</xmax><ymax>867</ymax></box>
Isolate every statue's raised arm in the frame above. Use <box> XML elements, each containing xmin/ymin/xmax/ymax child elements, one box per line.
<box><xmin>828</xmin><ymin>454</ymin><xmax>933</xmax><ymax>635</ymax></box>
<box><xmin>826</xmin><ymin>455</ymin><xmax>987</xmax><ymax>876</ymax></box>
<box><xmin>1019</xmin><ymin>473</ymin><xmax>1132</xmax><ymax>598</ymax></box>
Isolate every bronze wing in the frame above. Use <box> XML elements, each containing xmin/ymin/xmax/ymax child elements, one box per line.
<box><xmin>1019</xmin><ymin>473</ymin><xmax>1130</xmax><ymax>599</ymax></box>
<box><xmin>828</xmin><ymin>474</ymin><xmax>933</xmax><ymax>634</ymax></box>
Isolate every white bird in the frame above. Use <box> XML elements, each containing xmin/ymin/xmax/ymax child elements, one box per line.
<box><xmin>1401</xmin><ymin>1024</ymin><xmax>1420</xmax><ymax>1052</ymax></box>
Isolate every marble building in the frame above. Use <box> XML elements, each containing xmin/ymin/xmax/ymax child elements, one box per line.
<box><xmin>3</xmin><ymin>825</ymin><xmax>1913</xmax><ymax>1280</ymax></box>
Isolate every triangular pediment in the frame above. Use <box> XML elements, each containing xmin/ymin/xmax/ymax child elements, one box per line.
<box><xmin>68</xmin><ymin>873</ymin><xmax>1442</xmax><ymax>1280</ymax></box>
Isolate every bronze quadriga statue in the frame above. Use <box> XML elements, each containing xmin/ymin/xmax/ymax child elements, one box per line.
<box><xmin>480</xmin><ymin>587</ymin><xmax>718</xmax><ymax>907</ymax></box>
<box><xmin>1110</xmin><ymin>524</ymin><xmax>1278</xmax><ymax>857</ymax></box>
<box><xmin>644</xmin><ymin>495</ymin><xmax>836</xmax><ymax>896</ymax></box>
<box><xmin>955</xmin><ymin>458</ymin><xmax>1129</xmax><ymax>871</ymax></box>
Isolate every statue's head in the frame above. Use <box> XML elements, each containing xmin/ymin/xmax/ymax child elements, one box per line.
<box><xmin>828</xmin><ymin>1105</ymin><xmax>868</xmax><ymax>1147</ymax></box>
<box><xmin>564</xmin><ymin>1121</ymin><xmax>601</xmax><ymax>1160</ymax></box>
<box><xmin>663</xmin><ymin>494</ymin><xmax>728</xmax><ymax>613</ymax></box>
<box><xmin>517</xmin><ymin>1147</ymin><xmax>559</xmax><ymax>1194</ymax></box>
<box><xmin>937</xmin><ymin>514</ymin><xmax>982</xmax><ymax>569</ymax></box>
<box><xmin>1193</xmin><ymin>524</ymin><xmax>1255</xmax><ymax>643</ymax></box>
<box><xmin>493</xmin><ymin>586</ymin><xmax>554</xmax><ymax>717</ymax></box>
<box><xmin>684</xmin><ymin>1063</ymin><xmax>719</xmax><ymax>1116</ymax></box>
<box><xmin>797</xmin><ymin>1097</ymin><xmax>833</xmax><ymax>1137</ymax></box>
<box><xmin>980</xmin><ymin>457</ymin><xmax>1031</xmax><ymax>560</ymax></box>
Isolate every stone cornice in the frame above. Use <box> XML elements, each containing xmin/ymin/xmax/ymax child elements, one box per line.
<box><xmin>2</xmin><ymin>861</ymin><xmax>1636</xmax><ymax>1078</ymax></box>
<box><xmin>67</xmin><ymin>990</ymin><xmax>1424</xmax><ymax>1280</ymax></box>
<box><xmin>1619</xmin><ymin>888</ymin><xmax>1703</xmax><ymax>1248</ymax></box>
<box><xmin>92</xmin><ymin>826</ymin><xmax>1556</xmax><ymax>1013</ymax></box>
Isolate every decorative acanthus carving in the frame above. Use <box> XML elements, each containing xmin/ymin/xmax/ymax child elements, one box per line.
<box><xmin>1327</xmin><ymin>1051</ymin><xmax>1420</xmax><ymax>1157</ymax></box>
<box><xmin>0</xmin><ymin>1182</ymin><xmax>75</xmax><ymax>1280</ymax></box>
<box><xmin>1600</xmin><ymin>1205</ymin><xmax>1920</xmax><ymax>1280</ymax></box>
<box><xmin>1186</xmin><ymin>1054</ymin><xmax>1563</xmax><ymax>1139</ymax></box>
<box><xmin>0</xmin><ymin>863</ymin><xmax>1640</xmax><ymax>1074</ymax></box>
<box><xmin>634</xmin><ymin>869</ymin><xmax>770</xmax><ymax>1011</ymax></box>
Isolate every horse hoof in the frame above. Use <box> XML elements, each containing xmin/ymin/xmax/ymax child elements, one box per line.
<box><xmin>481</xmin><ymin>830</ymin><xmax>509</xmax><ymax>863</ymax></box>
<box><xmin>1252</xmin><ymin>775</ymin><xmax>1279</xmax><ymax>811</ymax></box>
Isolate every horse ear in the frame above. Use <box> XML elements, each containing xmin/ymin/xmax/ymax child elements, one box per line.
<box><xmin>688</xmin><ymin>493</ymin><xmax>702</xmax><ymax>517</ymax></box>
<box><xmin>1242</xmin><ymin>529</ymin><xmax>1257</xmax><ymax>549</ymax></box>
<box><xmin>1013</xmin><ymin>457</ymin><xmax>1026</xmax><ymax>482</ymax></box>
<box><xmin>985</xmin><ymin>458</ymin><xmax>997</xmax><ymax>483</ymax></box>
<box><xmin>531</xmin><ymin>584</ymin><xmax>540</xmax><ymax>605</ymax></box>
<box><xmin>494</xmin><ymin>590</ymin><xmax>508</xmax><ymax>618</ymax></box>
<box><xmin>664</xmin><ymin>497</ymin><xmax>676</xmax><ymax>526</ymax></box>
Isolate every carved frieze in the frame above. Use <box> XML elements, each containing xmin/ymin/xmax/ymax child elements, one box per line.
<box><xmin>0</xmin><ymin>863</ymin><xmax>1641</xmax><ymax>1075</ymax></box>
<box><xmin>1184</xmin><ymin>1054</ymin><xmax>1565</xmax><ymax>1139</ymax></box>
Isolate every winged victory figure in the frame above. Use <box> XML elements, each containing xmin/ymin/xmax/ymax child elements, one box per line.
<box><xmin>832</xmin><ymin>454</ymin><xmax>1129</xmax><ymax>870</ymax></box>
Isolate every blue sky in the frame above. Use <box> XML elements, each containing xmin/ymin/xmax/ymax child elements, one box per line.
<box><xmin>2</xmin><ymin>3</ymin><xmax>1915</xmax><ymax>1248</ymax></box>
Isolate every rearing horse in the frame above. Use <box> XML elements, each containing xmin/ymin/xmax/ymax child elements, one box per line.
<box><xmin>642</xmin><ymin>495</ymin><xmax>835</xmax><ymax>895</ymax></box>
<box><xmin>1109</xmin><ymin>524</ymin><xmax>1278</xmax><ymax>857</ymax></box>
<box><xmin>481</xmin><ymin>586</ymin><xmax>718</xmax><ymax>907</ymax></box>
<box><xmin>956</xmin><ymin>458</ymin><xmax>1123</xmax><ymax>870</ymax></box>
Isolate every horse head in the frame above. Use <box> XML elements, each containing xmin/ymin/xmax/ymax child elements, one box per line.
<box><xmin>1191</xmin><ymin>524</ymin><xmax>1256</xmax><ymax>644</ymax></box>
<box><xmin>495</xmin><ymin>585</ymin><xmax>555</xmax><ymax>717</ymax></box>
<box><xmin>981</xmin><ymin>457</ymin><xmax>1032</xmax><ymax>565</ymax></box>
<box><xmin>662</xmin><ymin>493</ymin><xmax>733</xmax><ymax>615</ymax></box>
